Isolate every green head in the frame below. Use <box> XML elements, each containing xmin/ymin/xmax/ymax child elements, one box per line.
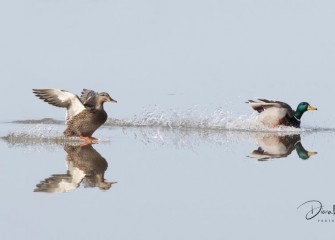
<box><xmin>294</xmin><ymin>102</ymin><xmax>317</xmax><ymax>119</ymax></box>
<box><xmin>295</xmin><ymin>142</ymin><xmax>317</xmax><ymax>160</ymax></box>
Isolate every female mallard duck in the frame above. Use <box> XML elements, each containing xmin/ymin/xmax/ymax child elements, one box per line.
<box><xmin>35</xmin><ymin>144</ymin><xmax>115</xmax><ymax>193</ymax></box>
<box><xmin>33</xmin><ymin>88</ymin><xmax>117</xmax><ymax>143</ymax></box>
<box><xmin>247</xmin><ymin>99</ymin><xmax>317</xmax><ymax>128</ymax></box>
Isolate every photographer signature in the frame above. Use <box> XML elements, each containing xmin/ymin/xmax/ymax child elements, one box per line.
<box><xmin>297</xmin><ymin>200</ymin><xmax>335</xmax><ymax>220</ymax></box>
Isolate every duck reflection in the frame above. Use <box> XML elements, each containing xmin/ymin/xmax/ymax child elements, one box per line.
<box><xmin>248</xmin><ymin>134</ymin><xmax>317</xmax><ymax>161</ymax></box>
<box><xmin>34</xmin><ymin>144</ymin><xmax>116</xmax><ymax>193</ymax></box>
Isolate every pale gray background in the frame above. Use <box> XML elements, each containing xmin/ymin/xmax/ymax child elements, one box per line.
<box><xmin>0</xmin><ymin>1</ymin><xmax>335</xmax><ymax>239</ymax></box>
<box><xmin>0</xmin><ymin>0</ymin><xmax>332</xmax><ymax>128</ymax></box>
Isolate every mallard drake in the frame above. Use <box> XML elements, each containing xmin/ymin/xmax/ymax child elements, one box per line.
<box><xmin>33</xmin><ymin>88</ymin><xmax>117</xmax><ymax>143</ymax></box>
<box><xmin>247</xmin><ymin>99</ymin><xmax>317</xmax><ymax>128</ymax></box>
<box><xmin>248</xmin><ymin>134</ymin><xmax>317</xmax><ymax>160</ymax></box>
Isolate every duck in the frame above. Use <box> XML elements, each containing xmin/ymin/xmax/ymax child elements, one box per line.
<box><xmin>248</xmin><ymin>134</ymin><xmax>317</xmax><ymax>161</ymax></box>
<box><xmin>34</xmin><ymin>144</ymin><xmax>115</xmax><ymax>193</ymax></box>
<box><xmin>246</xmin><ymin>99</ymin><xmax>317</xmax><ymax>128</ymax></box>
<box><xmin>33</xmin><ymin>88</ymin><xmax>117</xmax><ymax>143</ymax></box>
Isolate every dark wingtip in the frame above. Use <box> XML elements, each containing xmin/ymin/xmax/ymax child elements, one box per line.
<box><xmin>32</xmin><ymin>89</ymin><xmax>41</xmax><ymax>96</ymax></box>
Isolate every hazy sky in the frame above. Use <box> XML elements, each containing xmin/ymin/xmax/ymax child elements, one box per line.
<box><xmin>0</xmin><ymin>0</ymin><xmax>334</xmax><ymax>127</ymax></box>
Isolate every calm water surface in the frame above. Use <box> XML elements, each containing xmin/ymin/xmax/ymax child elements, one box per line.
<box><xmin>0</xmin><ymin>122</ymin><xmax>335</xmax><ymax>240</ymax></box>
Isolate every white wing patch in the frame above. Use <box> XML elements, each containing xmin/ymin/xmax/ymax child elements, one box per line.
<box><xmin>50</xmin><ymin>89</ymin><xmax>86</xmax><ymax>122</ymax></box>
<box><xmin>65</xmin><ymin>94</ymin><xmax>86</xmax><ymax>122</ymax></box>
<box><xmin>33</xmin><ymin>89</ymin><xmax>85</xmax><ymax>123</ymax></box>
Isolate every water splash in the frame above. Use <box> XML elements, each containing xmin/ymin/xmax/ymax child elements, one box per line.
<box><xmin>121</xmin><ymin>126</ymin><xmax>320</xmax><ymax>151</ymax></box>
<box><xmin>1</xmin><ymin>125</ymin><xmax>79</xmax><ymax>150</ymax></box>
<box><xmin>4</xmin><ymin>107</ymin><xmax>334</xmax><ymax>150</ymax></box>
<box><xmin>9</xmin><ymin>106</ymin><xmax>332</xmax><ymax>133</ymax></box>
<box><xmin>104</xmin><ymin>107</ymin><xmax>317</xmax><ymax>133</ymax></box>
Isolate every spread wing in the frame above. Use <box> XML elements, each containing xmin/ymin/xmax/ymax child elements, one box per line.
<box><xmin>34</xmin><ymin>173</ymin><xmax>84</xmax><ymax>193</ymax></box>
<box><xmin>80</xmin><ymin>89</ymin><xmax>99</xmax><ymax>107</ymax></box>
<box><xmin>33</xmin><ymin>89</ymin><xmax>86</xmax><ymax>122</ymax></box>
<box><xmin>247</xmin><ymin>99</ymin><xmax>294</xmax><ymax>118</ymax></box>
<box><xmin>34</xmin><ymin>174</ymin><xmax>76</xmax><ymax>193</ymax></box>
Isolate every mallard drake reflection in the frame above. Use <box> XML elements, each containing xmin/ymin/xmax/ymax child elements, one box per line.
<box><xmin>248</xmin><ymin>134</ymin><xmax>317</xmax><ymax>161</ymax></box>
<box><xmin>34</xmin><ymin>144</ymin><xmax>116</xmax><ymax>193</ymax></box>
<box><xmin>247</xmin><ymin>99</ymin><xmax>317</xmax><ymax>128</ymax></box>
<box><xmin>33</xmin><ymin>89</ymin><xmax>117</xmax><ymax>143</ymax></box>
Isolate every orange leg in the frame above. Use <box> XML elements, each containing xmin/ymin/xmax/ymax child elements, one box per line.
<box><xmin>79</xmin><ymin>136</ymin><xmax>98</xmax><ymax>146</ymax></box>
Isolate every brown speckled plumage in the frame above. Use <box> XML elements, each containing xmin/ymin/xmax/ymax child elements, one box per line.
<box><xmin>34</xmin><ymin>144</ymin><xmax>115</xmax><ymax>193</ymax></box>
<box><xmin>33</xmin><ymin>88</ymin><xmax>117</xmax><ymax>138</ymax></box>
<box><xmin>63</xmin><ymin>108</ymin><xmax>107</xmax><ymax>137</ymax></box>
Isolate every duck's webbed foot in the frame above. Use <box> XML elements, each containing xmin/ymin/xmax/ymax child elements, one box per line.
<box><xmin>79</xmin><ymin>136</ymin><xmax>98</xmax><ymax>146</ymax></box>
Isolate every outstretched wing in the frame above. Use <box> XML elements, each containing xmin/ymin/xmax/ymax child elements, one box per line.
<box><xmin>247</xmin><ymin>99</ymin><xmax>294</xmax><ymax>117</ymax></box>
<box><xmin>258</xmin><ymin>99</ymin><xmax>294</xmax><ymax>118</ymax></box>
<box><xmin>80</xmin><ymin>89</ymin><xmax>99</xmax><ymax>107</ymax></box>
<box><xmin>33</xmin><ymin>89</ymin><xmax>86</xmax><ymax>122</ymax></box>
<box><xmin>34</xmin><ymin>174</ymin><xmax>77</xmax><ymax>193</ymax></box>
